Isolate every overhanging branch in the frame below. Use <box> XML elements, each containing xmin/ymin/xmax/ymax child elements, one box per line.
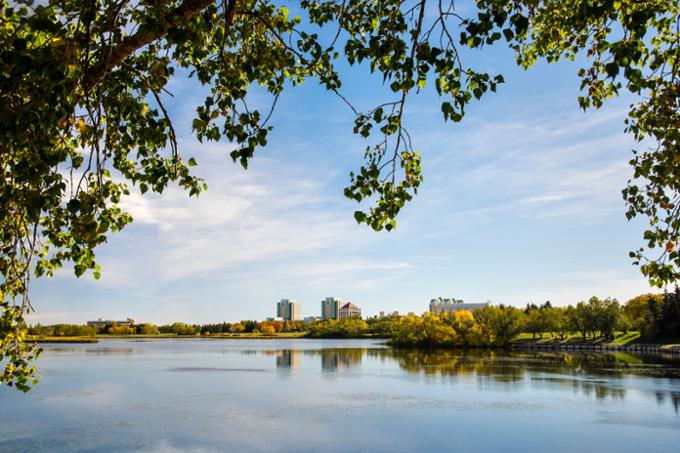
<box><xmin>85</xmin><ymin>0</ymin><xmax>234</xmax><ymax>90</ymax></box>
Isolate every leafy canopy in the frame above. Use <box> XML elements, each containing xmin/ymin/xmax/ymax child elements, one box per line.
<box><xmin>1</xmin><ymin>0</ymin><xmax>678</xmax><ymax>390</ymax></box>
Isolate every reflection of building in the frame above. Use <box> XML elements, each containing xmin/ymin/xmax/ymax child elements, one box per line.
<box><xmin>276</xmin><ymin>350</ymin><xmax>301</xmax><ymax>369</ymax></box>
<box><xmin>276</xmin><ymin>299</ymin><xmax>301</xmax><ymax>321</ymax></box>
<box><xmin>319</xmin><ymin>349</ymin><xmax>363</xmax><ymax>372</ymax></box>
<box><xmin>87</xmin><ymin>318</ymin><xmax>135</xmax><ymax>327</ymax></box>
<box><xmin>429</xmin><ymin>297</ymin><xmax>488</xmax><ymax>315</ymax></box>
<box><xmin>338</xmin><ymin>302</ymin><xmax>361</xmax><ymax>319</ymax></box>
<box><xmin>321</xmin><ymin>297</ymin><xmax>345</xmax><ymax>320</ymax></box>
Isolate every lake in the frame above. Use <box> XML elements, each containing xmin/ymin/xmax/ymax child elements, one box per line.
<box><xmin>1</xmin><ymin>338</ymin><xmax>679</xmax><ymax>452</ymax></box>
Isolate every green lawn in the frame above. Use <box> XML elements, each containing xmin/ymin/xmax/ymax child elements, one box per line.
<box><xmin>513</xmin><ymin>331</ymin><xmax>642</xmax><ymax>345</ymax></box>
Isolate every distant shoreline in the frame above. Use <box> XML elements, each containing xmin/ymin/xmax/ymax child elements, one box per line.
<box><xmin>32</xmin><ymin>332</ymin><xmax>313</xmax><ymax>343</ymax></box>
<box><xmin>30</xmin><ymin>334</ymin><xmax>680</xmax><ymax>356</ymax></box>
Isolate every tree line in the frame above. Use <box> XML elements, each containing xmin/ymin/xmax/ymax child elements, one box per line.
<box><xmin>306</xmin><ymin>291</ymin><xmax>680</xmax><ymax>346</ymax></box>
<box><xmin>26</xmin><ymin>290</ymin><xmax>680</xmax><ymax>346</ymax></box>
<box><xmin>28</xmin><ymin>319</ymin><xmax>308</xmax><ymax>337</ymax></box>
<box><xmin>393</xmin><ymin>290</ymin><xmax>680</xmax><ymax>347</ymax></box>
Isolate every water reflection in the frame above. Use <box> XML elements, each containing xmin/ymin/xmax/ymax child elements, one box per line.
<box><xmin>4</xmin><ymin>340</ymin><xmax>680</xmax><ymax>452</ymax></box>
<box><xmin>44</xmin><ymin>346</ymin><xmax>135</xmax><ymax>355</ymax></box>
<box><xmin>275</xmin><ymin>350</ymin><xmax>301</xmax><ymax>369</ymax></box>
<box><xmin>655</xmin><ymin>391</ymin><xmax>680</xmax><ymax>414</ymax></box>
<box><xmin>260</xmin><ymin>347</ymin><xmax>680</xmax><ymax>408</ymax></box>
<box><xmin>36</xmin><ymin>342</ymin><xmax>680</xmax><ymax>415</ymax></box>
<box><xmin>317</xmin><ymin>349</ymin><xmax>363</xmax><ymax>372</ymax></box>
<box><xmin>253</xmin><ymin>348</ymin><xmax>365</xmax><ymax>372</ymax></box>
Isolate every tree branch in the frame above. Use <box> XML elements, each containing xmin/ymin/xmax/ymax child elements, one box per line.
<box><xmin>85</xmin><ymin>0</ymin><xmax>231</xmax><ymax>90</ymax></box>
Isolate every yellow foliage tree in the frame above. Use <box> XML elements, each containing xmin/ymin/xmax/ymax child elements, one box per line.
<box><xmin>258</xmin><ymin>324</ymin><xmax>276</xmax><ymax>335</ymax></box>
<box><xmin>451</xmin><ymin>310</ymin><xmax>476</xmax><ymax>345</ymax></box>
<box><xmin>107</xmin><ymin>325</ymin><xmax>135</xmax><ymax>335</ymax></box>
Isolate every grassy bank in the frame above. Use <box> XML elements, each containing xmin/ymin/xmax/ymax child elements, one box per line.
<box><xmin>511</xmin><ymin>332</ymin><xmax>680</xmax><ymax>349</ymax></box>
<box><xmin>512</xmin><ymin>331</ymin><xmax>641</xmax><ymax>345</ymax></box>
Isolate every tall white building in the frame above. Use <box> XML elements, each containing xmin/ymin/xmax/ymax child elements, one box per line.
<box><xmin>321</xmin><ymin>297</ymin><xmax>345</xmax><ymax>320</ymax></box>
<box><xmin>276</xmin><ymin>299</ymin><xmax>301</xmax><ymax>321</ymax></box>
<box><xmin>429</xmin><ymin>297</ymin><xmax>488</xmax><ymax>315</ymax></box>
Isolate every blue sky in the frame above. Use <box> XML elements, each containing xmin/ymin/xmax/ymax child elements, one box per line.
<box><xmin>29</xmin><ymin>3</ymin><xmax>657</xmax><ymax>324</ymax></box>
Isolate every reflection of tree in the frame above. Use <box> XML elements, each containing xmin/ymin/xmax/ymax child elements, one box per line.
<box><xmin>389</xmin><ymin>349</ymin><xmax>523</xmax><ymax>381</ymax></box>
<box><xmin>571</xmin><ymin>380</ymin><xmax>625</xmax><ymax>401</ymax></box>
<box><xmin>251</xmin><ymin>347</ymin><xmax>680</xmax><ymax>407</ymax></box>
<box><xmin>381</xmin><ymin>349</ymin><xmax>680</xmax><ymax>402</ymax></box>
<box><xmin>655</xmin><ymin>391</ymin><xmax>680</xmax><ymax>414</ymax></box>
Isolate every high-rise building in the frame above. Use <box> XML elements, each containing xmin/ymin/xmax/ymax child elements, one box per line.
<box><xmin>338</xmin><ymin>302</ymin><xmax>361</xmax><ymax>319</ymax></box>
<box><xmin>276</xmin><ymin>298</ymin><xmax>301</xmax><ymax>321</ymax></box>
<box><xmin>321</xmin><ymin>297</ymin><xmax>344</xmax><ymax>320</ymax></box>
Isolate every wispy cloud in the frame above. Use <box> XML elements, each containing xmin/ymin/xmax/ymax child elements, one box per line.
<box><xmin>401</xmin><ymin>96</ymin><xmax>637</xmax><ymax>234</ymax></box>
<box><xmin>112</xmin><ymin>140</ymin><xmax>372</xmax><ymax>283</ymax></box>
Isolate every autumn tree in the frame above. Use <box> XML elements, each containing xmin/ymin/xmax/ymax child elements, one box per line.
<box><xmin>257</xmin><ymin>323</ymin><xmax>276</xmax><ymax>335</ymax></box>
<box><xmin>449</xmin><ymin>310</ymin><xmax>475</xmax><ymax>345</ymax></box>
<box><xmin>474</xmin><ymin>305</ymin><xmax>524</xmax><ymax>346</ymax></box>
<box><xmin>159</xmin><ymin>322</ymin><xmax>197</xmax><ymax>335</ymax></box>
<box><xmin>230</xmin><ymin>322</ymin><xmax>245</xmax><ymax>334</ymax></box>
<box><xmin>136</xmin><ymin>323</ymin><xmax>160</xmax><ymax>335</ymax></box>
<box><xmin>107</xmin><ymin>325</ymin><xmax>135</xmax><ymax>335</ymax></box>
<box><xmin>624</xmin><ymin>293</ymin><xmax>664</xmax><ymax>332</ymax></box>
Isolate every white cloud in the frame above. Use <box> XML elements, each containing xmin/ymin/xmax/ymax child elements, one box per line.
<box><xmin>112</xmin><ymin>141</ymin><xmax>372</xmax><ymax>283</ymax></box>
<box><xmin>406</xmin><ymin>98</ymin><xmax>637</xmax><ymax>231</ymax></box>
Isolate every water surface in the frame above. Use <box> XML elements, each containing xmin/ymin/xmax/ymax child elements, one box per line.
<box><xmin>1</xmin><ymin>338</ymin><xmax>679</xmax><ymax>452</ymax></box>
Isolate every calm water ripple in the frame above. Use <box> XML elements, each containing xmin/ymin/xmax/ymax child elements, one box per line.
<box><xmin>1</xmin><ymin>338</ymin><xmax>679</xmax><ymax>452</ymax></box>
